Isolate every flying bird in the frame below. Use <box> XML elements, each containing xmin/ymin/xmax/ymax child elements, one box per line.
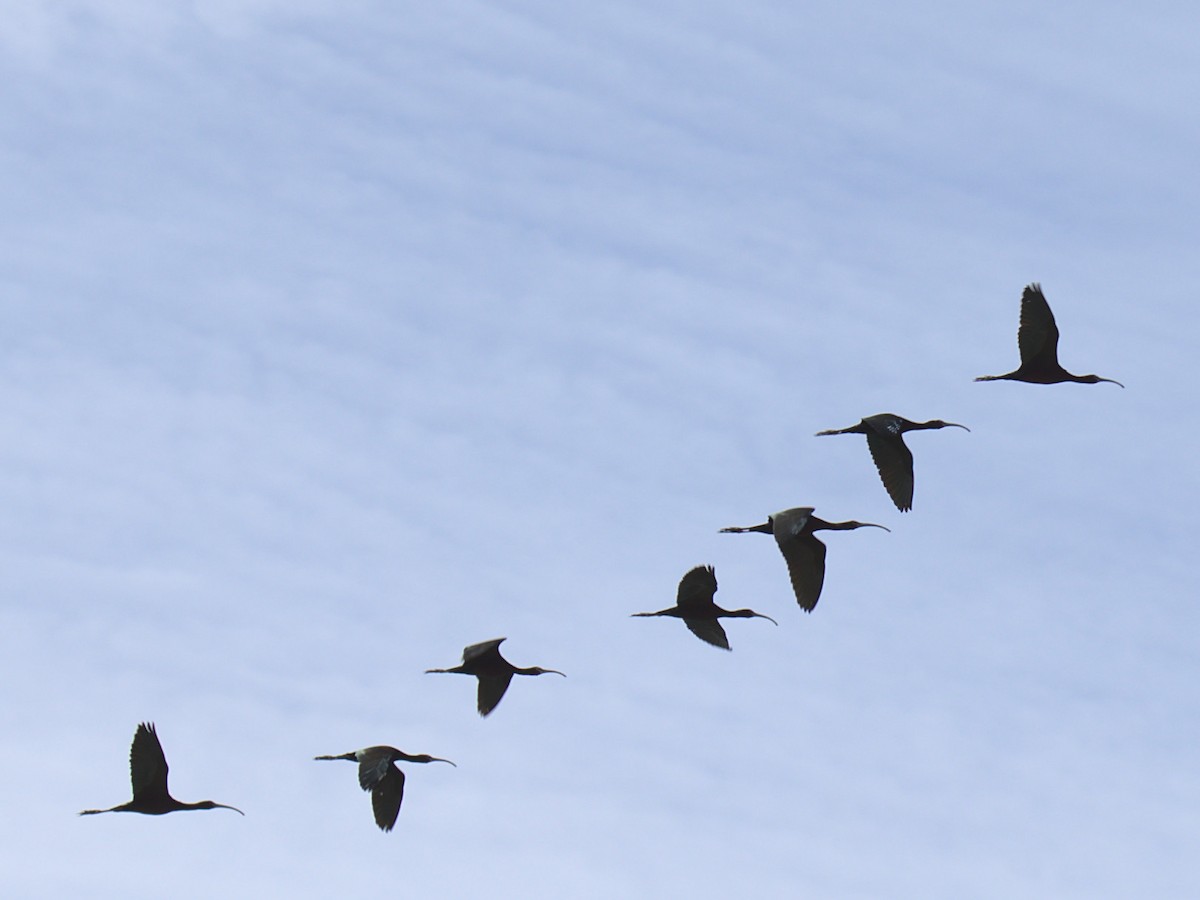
<box><xmin>720</xmin><ymin>507</ymin><xmax>888</xmax><ymax>611</ymax></box>
<box><xmin>975</xmin><ymin>283</ymin><xmax>1124</xmax><ymax>387</ymax></box>
<box><xmin>426</xmin><ymin>638</ymin><xmax>565</xmax><ymax>717</ymax></box>
<box><xmin>79</xmin><ymin>722</ymin><xmax>244</xmax><ymax>817</ymax></box>
<box><xmin>631</xmin><ymin>564</ymin><xmax>777</xmax><ymax>650</ymax></box>
<box><xmin>816</xmin><ymin>413</ymin><xmax>969</xmax><ymax>512</ymax></box>
<box><xmin>315</xmin><ymin>746</ymin><xmax>455</xmax><ymax>832</ymax></box>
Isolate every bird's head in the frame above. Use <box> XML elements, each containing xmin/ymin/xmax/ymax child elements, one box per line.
<box><xmin>847</xmin><ymin>520</ymin><xmax>890</xmax><ymax>532</ymax></box>
<box><xmin>196</xmin><ymin>800</ymin><xmax>245</xmax><ymax>815</ymax></box>
<box><xmin>734</xmin><ymin>609</ymin><xmax>778</xmax><ymax>625</ymax></box>
<box><xmin>927</xmin><ymin>419</ymin><xmax>970</xmax><ymax>432</ymax></box>
<box><xmin>404</xmin><ymin>754</ymin><xmax>457</xmax><ymax>767</ymax></box>
<box><xmin>1080</xmin><ymin>374</ymin><xmax>1124</xmax><ymax>387</ymax></box>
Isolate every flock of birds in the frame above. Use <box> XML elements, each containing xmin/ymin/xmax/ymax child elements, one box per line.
<box><xmin>79</xmin><ymin>284</ymin><xmax>1121</xmax><ymax>832</ymax></box>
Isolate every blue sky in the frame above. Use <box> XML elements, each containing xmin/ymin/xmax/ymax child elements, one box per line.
<box><xmin>2</xmin><ymin>2</ymin><xmax>1198</xmax><ymax>897</ymax></box>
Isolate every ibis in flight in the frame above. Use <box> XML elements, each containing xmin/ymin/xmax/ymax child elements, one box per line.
<box><xmin>816</xmin><ymin>413</ymin><xmax>969</xmax><ymax>511</ymax></box>
<box><xmin>314</xmin><ymin>745</ymin><xmax>455</xmax><ymax>832</ymax></box>
<box><xmin>720</xmin><ymin>507</ymin><xmax>888</xmax><ymax>611</ymax></box>
<box><xmin>631</xmin><ymin>564</ymin><xmax>777</xmax><ymax>650</ymax></box>
<box><xmin>79</xmin><ymin>722</ymin><xmax>243</xmax><ymax>818</ymax></box>
<box><xmin>426</xmin><ymin>638</ymin><xmax>565</xmax><ymax>717</ymax></box>
<box><xmin>975</xmin><ymin>283</ymin><xmax>1123</xmax><ymax>387</ymax></box>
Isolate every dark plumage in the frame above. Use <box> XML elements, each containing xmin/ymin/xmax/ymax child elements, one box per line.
<box><xmin>426</xmin><ymin>638</ymin><xmax>564</xmax><ymax>716</ymax></box>
<box><xmin>631</xmin><ymin>564</ymin><xmax>777</xmax><ymax>650</ymax></box>
<box><xmin>816</xmin><ymin>413</ymin><xmax>969</xmax><ymax>512</ymax></box>
<box><xmin>79</xmin><ymin>722</ymin><xmax>243</xmax><ymax>817</ymax></box>
<box><xmin>720</xmin><ymin>507</ymin><xmax>888</xmax><ymax>611</ymax></box>
<box><xmin>975</xmin><ymin>283</ymin><xmax>1123</xmax><ymax>387</ymax></box>
<box><xmin>315</xmin><ymin>746</ymin><xmax>455</xmax><ymax>832</ymax></box>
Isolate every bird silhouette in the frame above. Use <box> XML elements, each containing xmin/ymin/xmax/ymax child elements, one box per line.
<box><xmin>816</xmin><ymin>413</ymin><xmax>969</xmax><ymax>512</ymax></box>
<box><xmin>426</xmin><ymin>638</ymin><xmax>565</xmax><ymax>716</ymax></box>
<box><xmin>79</xmin><ymin>722</ymin><xmax>243</xmax><ymax>817</ymax></box>
<box><xmin>631</xmin><ymin>564</ymin><xmax>777</xmax><ymax>650</ymax></box>
<box><xmin>315</xmin><ymin>746</ymin><xmax>455</xmax><ymax>832</ymax></box>
<box><xmin>975</xmin><ymin>283</ymin><xmax>1123</xmax><ymax>387</ymax></box>
<box><xmin>720</xmin><ymin>507</ymin><xmax>888</xmax><ymax>611</ymax></box>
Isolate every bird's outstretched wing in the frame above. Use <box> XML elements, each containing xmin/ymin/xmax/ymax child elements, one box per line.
<box><xmin>777</xmin><ymin>533</ymin><xmax>827</xmax><ymax>612</ymax></box>
<box><xmin>866</xmin><ymin>431</ymin><xmax>914</xmax><ymax>512</ymax></box>
<box><xmin>675</xmin><ymin>565</ymin><xmax>718</xmax><ymax>612</ymax></box>
<box><xmin>477</xmin><ymin>672</ymin><xmax>514</xmax><ymax>716</ymax></box>
<box><xmin>355</xmin><ymin>748</ymin><xmax>395</xmax><ymax>792</ymax></box>
<box><xmin>462</xmin><ymin>637</ymin><xmax>505</xmax><ymax>663</ymax></box>
<box><xmin>1017</xmin><ymin>283</ymin><xmax>1060</xmax><ymax>368</ymax></box>
<box><xmin>683</xmin><ymin>617</ymin><xmax>731</xmax><ymax>650</ymax></box>
<box><xmin>129</xmin><ymin>722</ymin><xmax>169</xmax><ymax>801</ymax></box>
<box><xmin>371</xmin><ymin>767</ymin><xmax>405</xmax><ymax>832</ymax></box>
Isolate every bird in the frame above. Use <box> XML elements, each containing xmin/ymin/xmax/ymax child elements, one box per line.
<box><xmin>975</xmin><ymin>283</ymin><xmax>1124</xmax><ymax>387</ymax></box>
<box><xmin>79</xmin><ymin>722</ymin><xmax>244</xmax><ymax>817</ymax></box>
<box><xmin>631</xmin><ymin>564</ymin><xmax>777</xmax><ymax>650</ymax></box>
<box><xmin>720</xmin><ymin>507</ymin><xmax>888</xmax><ymax>611</ymax></box>
<box><xmin>314</xmin><ymin>746</ymin><xmax>455</xmax><ymax>832</ymax></box>
<box><xmin>426</xmin><ymin>638</ymin><xmax>565</xmax><ymax>716</ymax></box>
<box><xmin>816</xmin><ymin>413</ymin><xmax>969</xmax><ymax>512</ymax></box>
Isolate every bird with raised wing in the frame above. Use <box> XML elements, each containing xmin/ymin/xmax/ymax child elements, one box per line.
<box><xmin>315</xmin><ymin>746</ymin><xmax>455</xmax><ymax>832</ymax></box>
<box><xmin>975</xmin><ymin>283</ymin><xmax>1123</xmax><ymax>387</ymax></box>
<box><xmin>816</xmin><ymin>413</ymin><xmax>969</xmax><ymax>512</ymax></box>
<box><xmin>631</xmin><ymin>564</ymin><xmax>777</xmax><ymax>650</ymax></box>
<box><xmin>426</xmin><ymin>638</ymin><xmax>565</xmax><ymax>716</ymax></box>
<box><xmin>79</xmin><ymin>722</ymin><xmax>243</xmax><ymax>817</ymax></box>
<box><xmin>720</xmin><ymin>507</ymin><xmax>888</xmax><ymax>611</ymax></box>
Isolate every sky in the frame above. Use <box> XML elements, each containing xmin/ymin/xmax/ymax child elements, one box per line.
<box><xmin>1</xmin><ymin>1</ymin><xmax>1198</xmax><ymax>897</ymax></box>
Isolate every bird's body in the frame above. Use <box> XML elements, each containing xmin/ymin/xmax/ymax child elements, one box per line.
<box><xmin>315</xmin><ymin>745</ymin><xmax>454</xmax><ymax>832</ymax></box>
<box><xmin>426</xmin><ymin>638</ymin><xmax>565</xmax><ymax>716</ymax></box>
<box><xmin>720</xmin><ymin>507</ymin><xmax>888</xmax><ymax>611</ymax></box>
<box><xmin>816</xmin><ymin>413</ymin><xmax>968</xmax><ymax>512</ymax></box>
<box><xmin>975</xmin><ymin>283</ymin><xmax>1123</xmax><ymax>387</ymax></box>
<box><xmin>631</xmin><ymin>564</ymin><xmax>777</xmax><ymax>650</ymax></box>
<box><xmin>79</xmin><ymin>722</ymin><xmax>243</xmax><ymax>817</ymax></box>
